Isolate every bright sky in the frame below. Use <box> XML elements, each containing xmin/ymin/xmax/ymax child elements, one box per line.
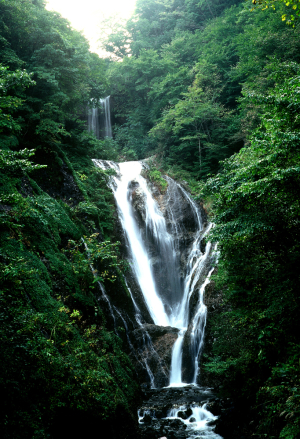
<box><xmin>46</xmin><ymin>0</ymin><xmax>137</xmax><ymax>55</ymax></box>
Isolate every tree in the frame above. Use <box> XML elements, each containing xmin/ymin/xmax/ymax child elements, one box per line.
<box><xmin>98</xmin><ymin>15</ymin><xmax>132</xmax><ymax>59</ymax></box>
<box><xmin>150</xmin><ymin>62</ymin><xmax>232</xmax><ymax>177</ymax></box>
<box><xmin>202</xmin><ymin>62</ymin><xmax>300</xmax><ymax>438</ymax></box>
<box><xmin>250</xmin><ymin>0</ymin><xmax>300</xmax><ymax>25</ymax></box>
<box><xmin>0</xmin><ymin>64</ymin><xmax>35</xmax><ymax>145</ymax></box>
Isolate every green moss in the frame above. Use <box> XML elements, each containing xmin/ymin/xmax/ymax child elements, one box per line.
<box><xmin>142</xmin><ymin>160</ymin><xmax>168</xmax><ymax>193</ymax></box>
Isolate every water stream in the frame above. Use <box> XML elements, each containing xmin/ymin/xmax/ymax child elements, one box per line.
<box><xmin>93</xmin><ymin>159</ymin><xmax>221</xmax><ymax>438</ymax></box>
<box><xmin>99</xmin><ymin>96</ymin><xmax>112</xmax><ymax>138</ymax></box>
<box><xmin>88</xmin><ymin>104</ymin><xmax>100</xmax><ymax>139</ymax></box>
<box><xmin>88</xmin><ymin>96</ymin><xmax>112</xmax><ymax>139</ymax></box>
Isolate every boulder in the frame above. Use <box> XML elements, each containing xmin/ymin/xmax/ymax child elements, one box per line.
<box><xmin>131</xmin><ymin>324</ymin><xmax>180</xmax><ymax>388</ymax></box>
<box><xmin>130</xmin><ymin>181</ymin><xmax>147</xmax><ymax>224</ymax></box>
<box><xmin>177</xmin><ymin>411</ymin><xmax>187</xmax><ymax>420</ymax></box>
<box><xmin>142</xmin><ymin>414</ymin><xmax>152</xmax><ymax>424</ymax></box>
<box><xmin>185</xmin><ymin>407</ymin><xmax>193</xmax><ymax>417</ymax></box>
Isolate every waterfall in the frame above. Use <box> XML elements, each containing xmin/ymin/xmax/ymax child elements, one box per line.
<box><xmin>94</xmin><ymin>160</ymin><xmax>169</xmax><ymax>325</ymax></box>
<box><xmin>93</xmin><ymin>160</ymin><xmax>216</xmax><ymax>382</ymax></box>
<box><xmin>93</xmin><ymin>159</ymin><xmax>221</xmax><ymax>438</ymax></box>
<box><xmin>100</xmin><ymin>96</ymin><xmax>112</xmax><ymax>138</ymax></box>
<box><xmin>88</xmin><ymin>96</ymin><xmax>112</xmax><ymax>139</ymax></box>
<box><xmin>88</xmin><ymin>105</ymin><xmax>100</xmax><ymax>139</ymax></box>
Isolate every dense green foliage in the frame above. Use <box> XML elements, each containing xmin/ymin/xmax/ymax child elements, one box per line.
<box><xmin>0</xmin><ymin>1</ymin><xmax>140</xmax><ymax>438</ymax></box>
<box><xmin>201</xmin><ymin>62</ymin><xmax>300</xmax><ymax>438</ymax></box>
<box><xmin>0</xmin><ymin>142</ymin><xmax>139</xmax><ymax>437</ymax></box>
<box><xmin>251</xmin><ymin>0</ymin><xmax>300</xmax><ymax>25</ymax></box>
<box><xmin>1</xmin><ymin>0</ymin><xmax>300</xmax><ymax>438</ymax></box>
<box><xmin>0</xmin><ymin>0</ymin><xmax>118</xmax><ymax>166</ymax></box>
<box><xmin>104</xmin><ymin>0</ymin><xmax>300</xmax><ymax>180</ymax></box>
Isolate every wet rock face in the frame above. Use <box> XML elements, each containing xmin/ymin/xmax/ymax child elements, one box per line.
<box><xmin>137</xmin><ymin>324</ymin><xmax>180</xmax><ymax>342</ymax></box>
<box><xmin>155</xmin><ymin>179</ymin><xmax>202</xmax><ymax>281</ymax></box>
<box><xmin>159</xmin><ymin>178</ymin><xmax>200</xmax><ymax>234</ymax></box>
<box><xmin>139</xmin><ymin>386</ymin><xmax>254</xmax><ymax>439</ymax></box>
<box><xmin>200</xmin><ymin>270</ymin><xmax>225</xmax><ymax>390</ymax></box>
<box><xmin>131</xmin><ymin>324</ymin><xmax>179</xmax><ymax>388</ymax></box>
<box><xmin>130</xmin><ymin>180</ymin><xmax>147</xmax><ymax>225</ymax></box>
<box><xmin>129</xmin><ymin>176</ymin><xmax>205</xmax><ymax>258</ymax></box>
<box><xmin>129</xmin><ymin>176</ymin><xmax>209</xmax><ymax>310</ymax></box>
<box><xmin>35</xmin><ymin>159</ymin><xmax>84</xmax><ymax>206</ymax></box>
<box><xmin>181</xmin><ymin>327</ymin><xmax>196</xmax><ymax>384</ymax></box>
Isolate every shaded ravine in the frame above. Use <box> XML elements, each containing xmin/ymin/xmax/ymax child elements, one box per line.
<box><xmin>93</xmin><ymin>159</ymin><xmax>222</xmax><ymax>438</ymax></box>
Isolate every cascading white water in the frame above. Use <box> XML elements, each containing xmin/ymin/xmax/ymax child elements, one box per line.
<box><xmin>169</xmin><ymin>329</ymin><xmax>185</xmax><ymax>384</ymax></box>
<box><xmin>93</xmin><ymin>159</ymin><xmax>220</xmax><ymax>438</ymax></box>
<box><xmin>166</xmin><ymin>184</ymin><xmax>214</xmax><ymax>386</ymax></box>
<box><xmin>191</xmin><ymin>265</ymin><xmax>215</xmax><ymax>383</ymax></box>
<box><xmin>88</xmin><ymin>96</ymin><xmax>112</xmax><ymax>139</ymax></box>
<box><xmin>93</xmin><ymin>159</ymin><xmax>216</xmax><ymax>384</ymax></box>
<box><xmin>94</xmin><ymin>160</ymin><xmax>170</xmax><ymax>325</ymax></box>
<box><xmin>88</xmin><ymin>105</ymin><xmax>100</xmax><ymax>139</ymax></box>
<box><xmin>115</xmin><ymin>161</ymin><xmax>170</xmax><ymax>325</ymax></box>
<box><xmin>166</xmin><ymin>404</ymin><xmax>223</xmax><ymax>439</ymax></box>
<box><xmin>100</xmin><ymin>96</ymin><xmax>112</xmax><ymax>138</ymax></box>
<box><xmin>117</xmin><ymin>277</ymin><xmax>163</xmax><ymax>389</ymax></box>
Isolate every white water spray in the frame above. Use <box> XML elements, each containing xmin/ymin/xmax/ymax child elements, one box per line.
<box><xmin>100</xmin><ymin>96</ymin><xmax>112</xmax><ymax>138</ymax></box>
<box><xmin>93</xmin><ymin>160</ymin><xmax>216</xmax><ymax>385</ymax></box>
<box><xmin>93</xmin><ymin>159</ymin><xmax>220</xmax><ymax>437</ymax></box>
<box><xmin>88</xmin><ymin>96</ymin><xmax>112</xmax><ymax>139</ymax></box>
<box><xmin>166</xmin><ymin>404</ymin><xmax>223</xmax><ymax>439</ymax></box>
<box><xmin>88</xmin><ymin>105</ymin><xmax>100</xmax><ymax>139</ymax></box>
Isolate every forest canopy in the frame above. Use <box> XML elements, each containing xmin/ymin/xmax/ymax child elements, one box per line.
<box><xmin>0</xmin><ymin>0</ymin><xmax>299</xmax><ymax>438</ymax></box>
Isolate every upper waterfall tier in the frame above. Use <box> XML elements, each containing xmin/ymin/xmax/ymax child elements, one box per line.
<box><xmin>100</xmin><ymin>96</ymin><xmax>112</xmax><ymax>138</ymax></box>
<box><xmin>87</xmin><ymin>96</ymin><xmax>112</xmax><ymax>139</ymax></box>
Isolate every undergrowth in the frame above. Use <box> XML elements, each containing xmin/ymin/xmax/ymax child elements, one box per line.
<box><xmin>0</xmin><ymin>147</ymin><xmax>140</xmax><ymax>439</ymax></box>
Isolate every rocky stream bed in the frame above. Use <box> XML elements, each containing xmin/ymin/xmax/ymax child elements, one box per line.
<box><xmin>138</xmin><ymin>385</ymin><xmax>232</xmax><ymax>439</ymax></box>
<box><xmin>137</xmin><ymin>384</ymin><xmax>255</xmax><ymax>439</ymax></box>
